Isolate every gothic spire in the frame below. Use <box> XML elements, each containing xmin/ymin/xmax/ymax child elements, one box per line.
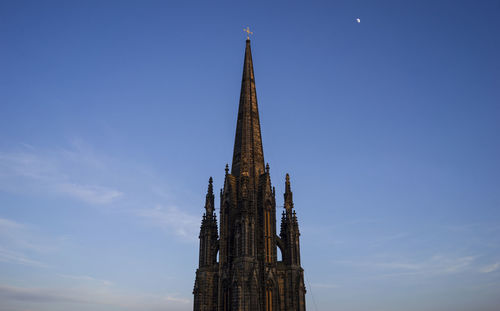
<box><xmin>205</xmin><ymin>177</ymin><xmax>214</xmax><ymax>215</ymax></box>
<box><xmin>231</xmin><ymin>39</ymin><xmax>265</xmax><ymax>182</ymax></box>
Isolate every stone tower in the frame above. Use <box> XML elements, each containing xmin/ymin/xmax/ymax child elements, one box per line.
<box><xmin>193</xmin><ymin>39</ymin><xmax>306</xmax><ymax>311</ymax></box>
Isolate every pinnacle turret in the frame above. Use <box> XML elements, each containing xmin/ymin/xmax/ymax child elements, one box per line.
<box><xmin>284</xmin><ymin>173</ymin><xmax>294</xmax><ymax>210</ymax></box>
<box><xmin>204</xmin><ymin>177</ymin><xmax>214</xmax><ymax>215</ymax></box>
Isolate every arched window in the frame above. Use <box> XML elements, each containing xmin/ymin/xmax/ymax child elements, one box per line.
<box><xmin>277</xmin><ymin>245</ymin><xmax>283</xmax><ymax>262</ymax></box>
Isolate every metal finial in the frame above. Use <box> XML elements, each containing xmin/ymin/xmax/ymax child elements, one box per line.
<box><xmin>243</xmin><ymin>27</ymin><xmax>253</xmax><ymax>39</ymax></box>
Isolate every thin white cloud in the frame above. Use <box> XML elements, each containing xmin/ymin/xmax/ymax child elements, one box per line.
<box><xmin>0</xmin><ymin>217</ymin><xmax>61</xmax><ymax>251</ymax></box>
<box><xmin>136</xmin><ymin>205</ymin><xmax>199</xmax><ymax>242</ymax></box>
<box><xmin>310</xmin><ymin>282</ymin><xmax>339</xmax><ymax>289</ymax></box>
<box><xmin>432</xmin><ymin>255</ymin><xmax>476</xmax><ymax>273</ymax></box>
<box><xmin>58</xmin><ymin>274</ymin><xmax>113</xmax><ymax>287</ymax></box>
<box><xmin>1</xmin><ymin>140</ymin><xmax>201</xmax><ymax>244</ymax></box>
<box><xmin>0</xmin><ymin>284</ymin><xmax>85</xmax><ymax>304</ymax></box>
<box><xmin>375</xmin><ymin>261</ymin><xmax>421</xmax><ymax>270</ymax></box>
<box><xmin>0</xmin><ymin>142</ymin><xmax>201</xmax><ymax>309</ymax></box>
<box><xmin>0</xmin><ymin>143</ymin><xmax>122</xmax><ymax>205</ymax></box>
<box><xmin>0</xmin><ymin>217</ymin><xmax>66</xmax><ymax>268</ymax></box>
<box><xmin>369</xmin><ymin>232</ymin><xmax>409</xmax><ymax>247</ymax></box>
<box><xmin>334</xmin><ymin>254</ymin><xmax>477</xmax><ymax>277</ymax></box>
<box><xmin>0</xmin><ymin>284</ymin><xmax>191</xmax><ymax>311</ymax></box>
<box><xmin>165</xmin><ymin>295</ymin><xmax>191</xmax><ymax>304</ymax></box>
<box><xmin>0</xmin><ymin>217</ymin><xmax>26</xmax><ymax>230</ymax></box>
<box><xmin>480</xmin><ymin>262</ymin><xmax>500</xmax><ymax>273</ymax></box>
<box><xmin>55</xmin><ymin>183</ymin><xmax>122</xmax><ymax>205</ymax></box>
<box><xmin>0</xmin><ymin>247</ymin><xmax>48</xmax><ymax>268</ymax></box>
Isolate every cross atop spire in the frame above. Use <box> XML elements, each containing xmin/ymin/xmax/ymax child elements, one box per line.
<box><xmin>231</xmin><ymin>38</ymin><xmax>265</xmax><ymax>184</ymax></box>
<box><xmin>243</xmin><ymin>27</ymin><xmax>253</xmax><ymax>40</ymax></box>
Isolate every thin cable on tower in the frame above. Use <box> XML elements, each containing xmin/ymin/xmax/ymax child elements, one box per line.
<box><xmin>305</xmin><ymin>271</ymin><xmax>319</xmax><ymax>311</ymax></box>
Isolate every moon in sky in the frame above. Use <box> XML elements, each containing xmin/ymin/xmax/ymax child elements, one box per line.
<box><xmin>356</xmin><ymin>18</ymin><xmax>361</xmax><ymax>23</ymax></box>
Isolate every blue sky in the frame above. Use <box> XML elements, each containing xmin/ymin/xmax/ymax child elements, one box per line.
<box><xmin>1</xmin><ymin>0</ymin><xmax>499</xmax><ymax>310</ymax></box>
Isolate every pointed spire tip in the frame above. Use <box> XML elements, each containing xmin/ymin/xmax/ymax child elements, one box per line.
<box><xmin>285</xmin><ymin>173</ymin><xmax>292</xmax><ymax>196</ymax></box>
<box><xmin>231</xmin><ymin>30</ymin><xmax>265</xmax><ymax>180</ymax></box>
<box><xmin>207</xmin><ymin>177</ymin><xmax>214</xmax><ymax>196</ymax></box>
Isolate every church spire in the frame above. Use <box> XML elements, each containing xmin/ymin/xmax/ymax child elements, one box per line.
<box><xmin>231</xmin><ymin>39</ymin><xmax>265</xmax><ymax>182</ymax></box>
<box><xmin>194</xmin><ymin>37</ymin><xmax>306</xmax><ymax>311</ymax></box>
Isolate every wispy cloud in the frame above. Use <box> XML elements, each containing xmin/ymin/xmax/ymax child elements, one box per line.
<box><xmin>0</xmin><ymin>247</ymin><xmax>47</xmax><ymax>268</ymax></box>
<box><xmin>480</xmin><ymin>262</ymin><xmax>500</xmax><ymax>273</ymax></box>
<box><xmin>1</xmin><ymin>140</ymin><xmax>203</xmax><ymax>245</ymax></box>
<box><xmin>0</xmin><ymin>217</ymin><xmax>25</xmax><ymax>230</ymax></box>
<box><xmin>0</xmin><ymin>284</ymin><xmax>191</xmax><ymax>311</ymax></box>
<box><xmin>310</xmin><ymin>282</ymin><xmax>339</xmax><ymax>289</ymax></box>
<box><xmin>432</xmin><ymin>255</ymin><xmax>477</xmax><ymax>274</ymax></box>
<box><xmin>0</xmin><ymin>141</ymin><xmax>203</xmax><ymax>309</ymax></box>
<box><xmin>58</xmin><ymin>274</ymin><xmax>113</xmax><ymax>287</ymax></box>
<box><xmin>0</xmin><ymin>284</ymin><xmax>85</xmax><ymax>304</ymax></box>
<box><xmin>55</xmin><ymin>183</ymin><xmax>122</xmax><ymax>205</ymax></box>
<box><xmin>369</xmin><ymin>232</ymin><xmax>409</xmax><ymax>247</ymax></box>
<box><xmin>0</xmin><ymin>217</ymin><xmax>67</xmax><ymax>268</ymax></box>
<box><xmin>136</xmin><ymin>205</ymin><xmax>199</xmax><ymax>242</ymax></box>
<box><xmin>164</xmin><ymin>295</ymin><xmax>191</xmax><ymax>304</ymax></box>
<box><xmin>334</xmin><ymin>254</ymin><xmax>477</xmax><ymax>278</ymax></box>
<box><xmin>0</xmin><ymin>142</ymin><xmax>123</xmax><ymax>205</ymax></box>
